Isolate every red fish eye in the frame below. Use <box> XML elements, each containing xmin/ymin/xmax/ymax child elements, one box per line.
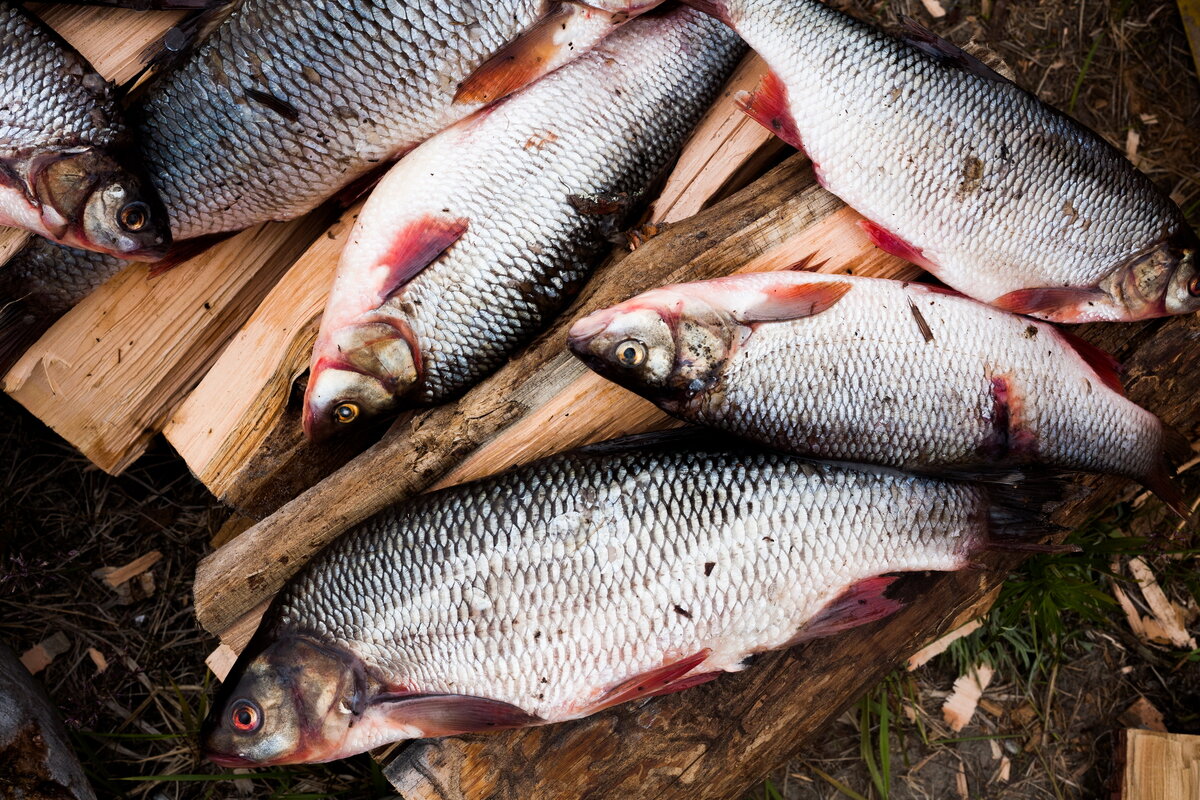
<box><xmin>230</xmin><ymin>700</ymin><xmax>261</xmax><ymax>732</ymax></box>
<box><xmin>1188</xmin><ymin>273</ymin><xmax>1200</xmax><ymax>298</ymax></box>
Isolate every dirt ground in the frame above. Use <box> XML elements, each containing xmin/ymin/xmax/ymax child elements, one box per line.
<box><xmin>2</xmin><ymin>0</ymin><xmax>1198</xmax><ymax>798</ymax></box>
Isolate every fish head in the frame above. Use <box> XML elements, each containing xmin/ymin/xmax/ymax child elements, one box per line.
<box><xmin>202</xmin><ymin>636</ymin><xmax>366</xmax><ymax>767</ymax></box>
<box><xmin>567</xmin><ymin>287</ymin><xmax>738</xmax><ymax>401</ymax></box>
<box><xmin>1111</xmin><ymin>229</ymin><xmax>1200</xmax><ymax>318</ymax></box>
<box><xmin>1159</xmin><ymin>229</ymin><xmax>1200</xmax><ymax>316</ymax></box>
<box><xmin>34</xmin><ymin>148</ymin><xmax>171</xmax><ymax>260</ymax></box>
<box><xmin>303</xmin><ymin>322</ymin><xmax>418</xmax><ymax>442</ymax></box>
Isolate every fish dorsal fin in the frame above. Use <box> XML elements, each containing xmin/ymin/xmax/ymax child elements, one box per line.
<box><xmin>586</xmin><ymin>648</ymin><xmax>712</xmax><ymax>714</ymax></box>
<box><xmin>378</xmin><ymin>216</ymin><xmax>469</xmax><ymax>301</ymax></box>
<box><xmin>788</xmin><ymin>576</ymin><xmax>905</xmax><ymax>644</ymax></box>
<box><xmin>734</xmin><ymin>280</ymin><xmax>852</xmax><ymax>323</ymax></box>
<box><xmin>734</xmin><ymin>70</ymin><xmax>805</xmax><ymax>151</ymax></box>
<box><xmin>898</xmin><ymin>17</ymin><xmax>1013</xmax><ymax>85</ymax></box>
<box><xmin>455</xmin><ymin>2</ymin><xmax>614</xmax><ymax>105</ymax></box>
<box><xmin>1055</xmin><ymin>329</ymin><xmax>1126</xmax><ymax>396</ymax></box>
<box><xmin>374</xmin><ymin>693</ymin><xmax>542</xmax><ymax>737</ymax></box>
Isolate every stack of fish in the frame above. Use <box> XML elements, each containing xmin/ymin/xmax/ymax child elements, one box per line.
<box><xmin>0</xmin><ymin>0</ymin><xmax>1192</xmax><ymax>772</ymax></box>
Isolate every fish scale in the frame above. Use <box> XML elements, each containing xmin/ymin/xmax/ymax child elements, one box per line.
<box><xmin>694</xmin><ymin>0</ymin><xmax>1199</xmax><ymax>322</ymax></box>
<box><xmin>205</xmin><ymin>440</ymin><xmax>1020</xmax><ymax>765</ymax></box>
<box><xmin>303</xmin><ymin>8</ymin><xmax>744</xmax><ymax>438</ymax></box>
<box><xmin>568</xmin><ymin>271</ymin><xmax>1183</xmax><ymax>513</ymax></box>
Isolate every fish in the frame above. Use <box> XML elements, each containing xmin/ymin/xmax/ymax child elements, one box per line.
<box><xmin>201</xmin><ymin>432</ymin><xmax>1059</xmax><ymax>766</ymax></box>
<box><xmin>568</xmin><ymin>271</ymin><xmax>1190</xmax><ymax>517</ymax></box>
<box><xmin>302</xmin><ymin>7</ymin><xmax>744</xmax><ymax>440</ymax></box>
<box><xmin>0</xmin><ymin>1</ymin><xmax>169</xmax><ymax>258</ymax></box>
<box><xmin>0</xmin><ymin>0</ymin><xmax>664</xmax><ymax>372</ymax></box>
<box><xmin>682</xmin><ymin>0</ymin><xmax>1200</xmax><ymax>323</ymax></box>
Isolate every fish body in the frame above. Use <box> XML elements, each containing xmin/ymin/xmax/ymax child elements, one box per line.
<box><xmin>0</xmin><ymin>0</ymin><xmax>662</xmax><ymax>371</ymax></box>
<box><xmin>303</xmin><ymin>8</ymin><xmax>744</xmax><ymax>440</ymax></box>
<box><xmin>203</xmin><ymin>435</ymin><xmax>1053</xmax><ymax>766</ymax></box>
<box><xmin>0</xmin><ymin>1</ymin><xmax>169</xmax><ymax>257</ymax></box>
<box><xmin>568</xmin><ymin>271</ymin><xmax>1187</xmax><ymax>514</ymax></box>
<box><xmin>686</xmin><ymin>0</ymin><xmax>1199</xmax><ymax>322</ymax></box>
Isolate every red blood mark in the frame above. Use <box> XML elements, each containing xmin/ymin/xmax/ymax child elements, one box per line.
<box><xmin>983</xmin><ymin>376</ymin><xmax>1038</xmax><ymax>460</ymax></box>
<box><xmin>735</xmin><ymin>71</ymin><xmax>806</xmax><ymax>152</ymax></box>
<box><xmin>857</xmin><ymin>219</ymin><xmax>937</xmax><ymax>271</ymax></box>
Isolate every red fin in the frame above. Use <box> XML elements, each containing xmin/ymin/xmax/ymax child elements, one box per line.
<box><xmin>737</xmin><ymin>280</ymin><xmax>852</xmax><ymax>323</ymax></box>
<box><xmin>377</xmin><ymin>694</ymin><xmax>542</xmax><ymax>737</ymax></box>
<box><xmin>991</xmin><ymin>286</ymin><xmax>1105</xmax><ymax>321</ymax></box>
<box><xmin>858</xmin><ymin>219</ymin><xmax>936</xmax><ymax>271</ymax></box>
<box><xmin>916</xmin><ymin>282</ymin><xmax>968</xmax><ymax>299</ymax></box>
<box><xmin>588</xmin><ymin>648</ymin><xmax>712</xmax><ymax>713</ymax></box>
<box><xmin>379</xmin><ymin>216</ymin><xmax>469</xmax><ymax>300</ymax></box>
<box><xmin>682</xmin><ymin>0</ymin><xmax>732</xmax><ymax>24</ymax></box>
<box><xmin>734</xmin><ymin>71</ymin><xmax>805</xmax><ymax>151</ymax></box>
<box><xmin>785</xmin><ymin>254</ymin><xmax>829</xmax><ymax>272</ymax></box>
<box><xmin>455</xmin><ymin>3</ymin><xmax>604</xmax><ymax>105</ymax></box>
<box><xmin>642</xmin><ymin>670</ymin><xmax>721</xmax><ymax>698</ymax></box>
<box><xmin>790</xmin><ymin>576</ymin><xmax>905</xmax><ymax>644</ymax></box>
<box><xmin>1055</xmin><ymin>329</ymin><xmax>1126</xmax><ymax>396</ymax></box>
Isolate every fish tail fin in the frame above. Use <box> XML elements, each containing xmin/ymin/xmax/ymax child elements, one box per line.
<box><xmin>1141</xmin><ymin>426</ymin><xmax>1193</xmax><ymax>522</ymax></box>
<box><xmin>980</xmin><ymin>469</ymin><xmax>1075</xmax><ymax>554</ymax></box>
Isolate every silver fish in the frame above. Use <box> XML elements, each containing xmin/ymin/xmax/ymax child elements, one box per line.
<box><xmin>202</xmin><ymin>434</ymin><xmax>1055</xmax><ymax>766</ymax></box>
<box><xmin>684</xmin><ymin>0</ymin><xmax>1200</xmax><ymax>323</ymax></box>
<box><xmin>568</xmin><ymin>271</ymin><xmax>1188</xmax><ymax>515</ymax></box>
<box><xmin>0</xmin><ymin>1</ymin><xmax>169</xmax><ymax>257</ymax></box>
<box><xmin>302</xmin><ymin>7</ymin><xmax>743</xmax><ymax>440</ymax></box>
<box><xmin>0</xmin><ymin>0</ymin><xmax>661</xmax><ymax>371</ymax></box>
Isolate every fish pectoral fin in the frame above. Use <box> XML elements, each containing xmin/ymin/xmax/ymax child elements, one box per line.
<box><xmin>787</xmin><ymin>576</ymin><xmax>905</xmax><ymax>644</ymax></box>
<box><xmin>374</xmin><ymin>693</ymin><xmax>543</xmax><ymax>737</ymax></box>
<box><xmin>990</xmin><ymin>286</ymin><xmax>1108</xmax><ymax>323</ymax></box>
<box><xmin>378</xmin><ymin>216</ymin><xmax>470</xmax><ymax>301</ymax></box>
<box><xmin>585</xmin><ymin>648</ymin><xmax>713</xmax><ymax>713</ymax></box>
<box><xmin>733</xmin><ymin>279</ymin><xmax>852</xmax><ymax>323</ymax></box>
<box><xmin>897</xmin><ymin>16</ymin><xmax>1013</xmax><ymax>85</ymax></box>
<box><xmin>857</xmin><ymin>219</ymin><xmax>937</xmax><ymax>271</ymax></box>
<box><xmin>454</xmin><ymin>2</ymin><xmax>621</xmax><ymax>106</ymax></box>
<box><xmin>1054</xmin><ymin>329</ymin><xmax>1126</xmax><ymax>396</ymax></box>
<box><xmin>734</xmin><ymin>70</ymin><xmax>805</xmax><ymax>152</ymax></box>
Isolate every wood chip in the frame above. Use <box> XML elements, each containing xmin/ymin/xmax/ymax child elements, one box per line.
<box><xmin>1128</xmin><ymin>557</ymin><xmax>1197</xmax><ymax>650</ymax></box>
<box><xmin>921</xmin><ymin>0</ymin><xmax>948</xmax><ymax>18</ymax></box>
<box><xmin>206</xmin><ymin>645</ymin><xmax>240</xmax><ymax>682</ymax></box>
<box><xmin>19</xmin><ymin>632</ymin><xmax>71</xmax><ymax>675</ymax></box>
<box><xmin>955</xmin><ymin>760</ymin><xmax>969</xmax><ymax>798</ymax></box>
<box><xmin>943</xmin><ymin>663</ymin><xmax>995</xmax><ymax>732</ymax></box>
<box><xmin>87</xmin><ymin>647</ymin><xmax>109</xmax><ymax>674</ymax></box>
<box><xmin>96</xmin><ymin>551</ymin><xmax>162</xmax><ymax>589</ymax></box>
<box><xmin>996</xmin><ymin>756</ymin><xmax>1011</xmax><ymax>783</ymax></box>
<box><xmin>1126</xmin><ymin>129</ymin><xmax>1141</xmax><ymax>166</ymax></box>
<box><xmin>907</xmin><ymin>619</ymin><xmax>984</xmax><ymax>670</ymax></box>
<box><xmin>978</xmin><ymin>698</ymin><xmax>1005</xmax><ymax>717</ymax></box>
<box><xmin>1120</xmin><ymin>697</ymin><xmax>1168</xmax><ymax>732</ymax></box>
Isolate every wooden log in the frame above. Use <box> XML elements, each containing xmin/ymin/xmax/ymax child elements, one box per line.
<box><xmin>193</xmin><ymin>153</ymin><xmax>920</xmax><ymax>645</ymax></box>
<box><xmin>3</xmin><ymin>212</ymin><xmax>333</xmax><ymax>474</ymax></box>
<box><xmin>1115</xmin><ymin>729</ymin><xmax>1200</xmax><ymax>799</ymax></box>
<box><xmin>164</xmin><ymin>53</ymin><xmax>782</xmax><ymax>518</ymax></box>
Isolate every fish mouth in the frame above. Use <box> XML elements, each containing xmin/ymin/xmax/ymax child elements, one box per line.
<box><xmin>123</xmin><ymin>242</ymin><xmax>172</xmax><ymax>262</ymax></box>
<box><xmin>205</xmin><ymin>750</ymin><xmax>258</xmax><ymax>768</ymax></box>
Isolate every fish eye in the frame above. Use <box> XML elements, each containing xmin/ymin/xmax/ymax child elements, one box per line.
<box><xmin>334</xmin><ymin>403</ymin><xmax>359</xmax><ymax>424</ymax></box>
<box><xmin>118</xmin><ymin>202</ymin><xmax>150</xmax><ymax>232</ymax></box>
<box><xmin>1188</xmin><ymin>272</ymin><xmax>1200</xmax><ymax>298</ymax></box>
<box><xmin>230</xmin><ymin>699</ymin><xmax>262</xmax><ymax>733</ymax></box>
<box><xmin>614</xmin><ymin>339</ymin><xmax>647</xmax><ymax>369</ymax></box>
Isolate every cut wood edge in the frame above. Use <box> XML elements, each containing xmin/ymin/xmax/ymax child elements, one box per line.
<box><xmin>1117</xmin><ymin>729</ymin><xmax>1200</xmax><ymax>800</ymax></box>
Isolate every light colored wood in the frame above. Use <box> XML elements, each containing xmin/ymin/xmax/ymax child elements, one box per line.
<box><xmin>3</xmin><ymin>214</ymin><xmax>332</xmax><ymax>474</ymax></box>
<box><xmin>99</xmin><ymin>551</ymin><xmax>161</xmax><ymax>588</ymax></box>
<box><xmin>193</xmin><ymin>155</ymin><xmax>920</xmax><ymax>649</ymax></box>
<box><xmin>163</xmin><ymin>205</ymin><xmax>361</xmax><ymax>506</ymax></box>
<box><xmin>1119</xmin><ymin>729</ymin><xmax>1200</xmax><ymax>800</ymax></box>
<box><xmin>164</xmin><ymin>56</ymin><xmax>784</xmax><ymax>518</ymax></box>
<box><xmin>32</xmin><ymin>5</ymin><xmax>185</xmax><ymax>85</ymax></box>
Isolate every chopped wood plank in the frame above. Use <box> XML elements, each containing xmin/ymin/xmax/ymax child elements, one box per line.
<box><xmin>165</xmin><ymin>58</ymin><xmax>789</xmax><ymax>518</ymax></box>
<box><xmin>1117</xmin><ymin>729</ymin><xmax>1200</xmax><ymax>800</ymax></box>
<box><xmin>3</xmin><ymin>213</ymin><xmax>333</xmax><ymax>474</ymax></box>
<box><xmin>33</xmin><ymin>5</ymin><xmax>185</xmax><ymax>85</ymax></box>
<box><xmin>192</xmin><ymin>155</ymin><xmax>919</xmax><ymax>643</ymax></box>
